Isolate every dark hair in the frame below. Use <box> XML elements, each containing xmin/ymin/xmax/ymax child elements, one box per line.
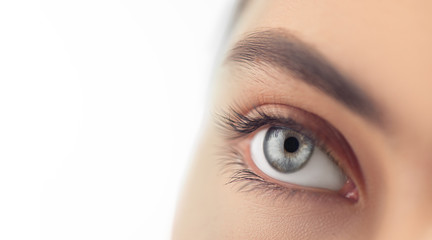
<box><xmin>233</xmin><ymin>0</ymin><xmax>249</xmax><ymax>24</ymax></box>
<box><xmin>219</xmin><ymin>0</ymin><xmax>249</xmax><ymax>52</ymax></box>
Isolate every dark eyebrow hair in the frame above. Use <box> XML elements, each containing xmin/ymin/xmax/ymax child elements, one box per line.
<box><xmin>226</xmin><ymin>29</ymin><xmax>383</xmax><ymax>126</ymax></box>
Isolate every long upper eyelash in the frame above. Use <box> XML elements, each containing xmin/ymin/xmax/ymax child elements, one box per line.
<box><xmin>216</xmin><ymin>107</ymin><xmax>299</xmax><ymax>139</ymax></box>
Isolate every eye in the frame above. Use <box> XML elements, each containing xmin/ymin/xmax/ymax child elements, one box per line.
<box><xmin>250</xmin><ymin>126</ymin><xmax>346</xmax><ymax>191</ymax></box>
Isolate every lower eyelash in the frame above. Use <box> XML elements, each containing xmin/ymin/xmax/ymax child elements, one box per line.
<box><xmin>214</xmin><ymin>108</ymin><xmax>303</xmax><ymax>197</ymax></box>
<box><xmin>217</xmin><ymin>146</ymin><xmax>304</xmax><ymax>200</ymax></box>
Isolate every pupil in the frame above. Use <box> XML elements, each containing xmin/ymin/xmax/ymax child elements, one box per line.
<box><xmin>284</xmin><ymin>137</ymin><xmax>299</xmax><ymax>153</ymax></box>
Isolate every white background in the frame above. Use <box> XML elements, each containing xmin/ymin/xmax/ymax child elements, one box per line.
<box><xmin>0</xmin><ymin>1</ymin><xmax>234</xmax><ymax>239</ymax></box>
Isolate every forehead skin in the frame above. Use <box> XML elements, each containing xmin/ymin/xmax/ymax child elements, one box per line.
<box><xmin>174</xmin><ymin>1</ymin><xmax>432</xmax><ymax>239</ymax></box>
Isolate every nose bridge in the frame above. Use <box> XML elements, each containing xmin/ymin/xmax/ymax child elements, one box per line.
<box><xmin>375</xmin><ymin>152</ymin><xmax>432</xmax><ymax>240</ymax></box>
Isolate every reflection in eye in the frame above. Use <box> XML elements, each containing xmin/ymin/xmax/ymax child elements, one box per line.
<box><xmin>251</xmin><ymin>127</ymin><xmax>346</xmax><ymax>191</ymax></box>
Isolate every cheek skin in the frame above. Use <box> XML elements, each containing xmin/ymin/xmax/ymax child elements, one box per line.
<box><xmin>173</xmin><ymin>124</ymin><xmax>372</xmax><ymax>240</ymax></box>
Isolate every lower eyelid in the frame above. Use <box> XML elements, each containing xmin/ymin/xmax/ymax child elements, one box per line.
<box><xmin>219</xmin><ymin>138</ymin><xmax>338</xmax><ymax>195</ymax></box>
<box><xmin>218</xmin><ymin>145</ymin><xmax>352</xmax><ymax>204</ymax></box>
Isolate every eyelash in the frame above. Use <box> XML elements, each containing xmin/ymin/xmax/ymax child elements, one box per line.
<box><xmin>216</xmin><ymin>107</ymin><xmax>347</xmax><ymax>200</ymax></box>
<box><xmin>218</xmin><ymin>108</ymin><xmax>298</xmax><ymax>137</ymax></box>
<box><xmin>219</xmin><ymin>146</ymin><xmax>308</xmax><ymax>200</ymax></box>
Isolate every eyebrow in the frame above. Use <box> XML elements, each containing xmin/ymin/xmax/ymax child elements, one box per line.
<box><xmin>226</xmin><ymin>29</ymin><xmax>382</xmax><ymax>126</ymax></box>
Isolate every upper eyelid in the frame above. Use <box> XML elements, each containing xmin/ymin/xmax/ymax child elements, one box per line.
<box><xmin>226</xmin><ymin>29</ymin><xmax>384</xmax><ymax>127</ymax></box>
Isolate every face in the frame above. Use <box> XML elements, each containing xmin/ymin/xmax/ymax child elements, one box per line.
<box><xmin>173</xmin><ymin>1</ymin><xmax>432</xmax><ymax>239</ymax></box>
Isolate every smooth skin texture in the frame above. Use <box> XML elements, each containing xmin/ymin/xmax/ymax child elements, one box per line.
<box><xmin>173</xmin><ymin>1</ymin><xmax>432</xmax><ymax>239</ymax></box>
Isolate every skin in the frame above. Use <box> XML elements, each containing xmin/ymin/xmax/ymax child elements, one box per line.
<box><xmin>173</xmin><ymin>1</ymin><xmax>432</xmax><ymax>239</ymax></box>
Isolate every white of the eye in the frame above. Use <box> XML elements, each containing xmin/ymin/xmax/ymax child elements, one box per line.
<box><xmin>250</xmin><ymin>128</ymin><xmax>346</xmax><ymax>191</ymax></box>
